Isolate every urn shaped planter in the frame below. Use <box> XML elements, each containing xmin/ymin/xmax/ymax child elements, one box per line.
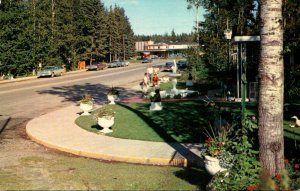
<box><xmin>204</xmin><ymin>155</ymin><xmax>227</xmax><ymax>176</ymax></box>
<box><xmin>80</xmin><ymin>102</ymin><xmax>93</xmax><ymax>116</ymax></box>
<box><xmin>107</xmin><ymin>95</ymin><xmax>118</xmax><ymax>104</ymax></box>
<box><xmin>149</xmin><ymin>102</ymin><xmax>163</xmax><ymax>111</ymax></box>
<box><xmin>98</xmin><ymin>117</ymin><xmax>114</xmax><ymax>133</ymax></box>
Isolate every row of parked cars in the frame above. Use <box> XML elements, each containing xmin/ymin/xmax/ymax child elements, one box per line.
<box><xmin>37</xmin><ymin>60</ymin><xmax>130</xmax><ymax>78</ymax></box>
<box><xmin>86</xmin><ymin>60</ymin><xmax>129</xmax><ymax>71</ymax></box>
<box><xmin>159</xmin><ymin>60</ymin><xmax>188</xmax><ymax>72</ymax></box>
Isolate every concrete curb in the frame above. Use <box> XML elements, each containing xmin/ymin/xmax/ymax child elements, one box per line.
<box><xmin>0</xmin><ymin>115</ymin><xmax>10</xmax><ymax>133</ymax></box>
<box><xmin>26</xmin><ymin>105</ymin><xmax>202</xmax><ymax>167</ymax></box>
<box><xmin>0</xmin><ymin>69</ymin><xmax>86</xmax><ymax>84</ymax></box>
<box><xmin>26</xmin><ymin>128</ymin><xmax>188</xmax><ymax>166</ymax></box>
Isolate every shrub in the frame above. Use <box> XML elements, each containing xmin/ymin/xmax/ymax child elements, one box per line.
<box><xmin>80</xmin><ymin>93</ymin><xmax>93</xmax><ymax>105</ymax></box>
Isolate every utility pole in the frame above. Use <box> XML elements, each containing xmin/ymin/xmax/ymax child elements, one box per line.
<box><xmin>90</xmin><ymin>37</ymin><xmax>93</xmax><ymax>66</ymax></box>
<box><xmin>123</xmin><ymin>35</ymin><xmax>126</xmax><ymax>61</ymax></box>
<box><xmin>51</xmin><ymin>0</ymin><xmax>55</xmax><ymax>35</ymax></box>
<box><xmin>224</xmin><ymin>18</ymin><xmax>232</xmax><ymax>71</ymax></box>
<box><xmin>187</xmin><ymin>0</ymin><xmax>201</xmax><ymax>44</ymax></box>
<box><xmin>109</xmin><ymin>35</ymin><xmax>112</xmax><ymax>63</ymax></box>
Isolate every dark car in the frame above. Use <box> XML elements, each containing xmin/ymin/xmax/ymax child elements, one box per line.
<box><xmin>160</xmin><ymin>62</ymin><xmax>174</xmax><ymax>72</ymax></box>
<box><xmin>141</xmin><ymin>58</ymin><xmax>153</xmax><ymax>63</ymax></box>
<box><xmin>177</xmin><ymin>60</ymin><xmax>188</xmax><ymax>68</ymax></box>
<box><xmin>86</xmin><ymin>62</ymin><xmax>106</xmax><ymax>71</ymax></box>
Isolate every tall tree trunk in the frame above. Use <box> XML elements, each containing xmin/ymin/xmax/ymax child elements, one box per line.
<box><xmin>51</xmin><ymin>0</ymin><xmax>55</xmax><ymax>35</ymax></box>
<box><xmin>259</xmin><ymin>0</ymin><xmax>284</xmax><ymax>175</ymax></box>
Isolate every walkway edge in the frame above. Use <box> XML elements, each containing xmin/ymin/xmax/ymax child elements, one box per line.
<box><xmin>26</xmin><ymin>105</ymin><xmax>202</xmax><ymax>167</ymax></box>
<box><xmin>26</xmin><ymin>126</ymin><xmax>188</xmax><ymax>166</ymax></box>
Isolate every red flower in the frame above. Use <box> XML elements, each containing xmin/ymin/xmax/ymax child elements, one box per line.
<box><xmin>284</xmin><ymin>159</ymin><xmax>289</xmax><ymax>164</ymax></box>
<box><xmin>246</xmin><ymin>185</ymin><xmax>257</xmax><ymax>191</ymax></box>
<box><xmin>205</xmin><ymin>138</ymin><xmax>213</xmax><ymax>144</ymax></box>
<box><xmin>294</xmin><ymin>163</ymin><xmax>300</xmax><ymax>169</ymax></box>
<box><xmin>275</xmin><ymin>173</ymin><xmax>281</xmax><ymax>181</ymax></box>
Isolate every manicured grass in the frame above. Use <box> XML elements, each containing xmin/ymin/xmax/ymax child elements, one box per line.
<box><xmin>284</xmin><ymin>121</ymin><xmax>300</xmax><ymax>141</ymax></box>
<box><xmin>76</xmin><ymin>100</ymin><xmax>300</xmax><ymax>143</ymax></box>
<box><xmin>76</xmin><ymin>101</ymin><xmax>216</xmax><ymax>143</ymax></box>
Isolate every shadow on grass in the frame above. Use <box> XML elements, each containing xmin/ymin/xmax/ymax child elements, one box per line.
<box><xmin>117</xmin><ymin>101</ymin><xmax>207</xmax><ymax>167</ymax></box>
<box><xmin>120</xmin><ymin>100</ymin><xmax>212</xmax><ymax>143</ymax></box>
<box><xmin>174</xmin><ymin>166</ymin><xmax>212</xmax><ymax>190</ymax></box>
<box><xmin>117</xmin><ymin>103</ymin><xmax>177</xmax><ymax>142</ymax></box>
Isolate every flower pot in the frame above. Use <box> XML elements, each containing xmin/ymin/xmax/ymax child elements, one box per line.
<box><xmin>107</xmin><ymin>95</ymin><xmax>118</xmax><ymax>104</ymax></box>
<box><xmin>98</xmin><ymin>117</ymin><xmax>114</xmax><ymax>133</ymax></box>
<box><xmin>204</xmin><ymin>155</ymin><xmax>227</xmax><ymax>176</ymax></box>
<box><xmin>149</xmin><ymin>102</ymin><xmax>163</xmax><ymax>111</ymax></box>
<box><xmin>80</xmin><ymin>102</ymin><xmax>93</xmax><ymax>116</ymax></box>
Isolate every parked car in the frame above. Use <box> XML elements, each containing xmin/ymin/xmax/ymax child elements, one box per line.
<box><xmin>37</xmin><ymin>66</ymin><xmax>64</xmax><ymax>78</ymax></box>
<box><xmin>120</xmin><ymin>60</ymin><xmax>130</xmax><ymax>67</ymax></box>
<box><xmin>177</xmin><ymin>60</ymin><xmax>188</xmax><ymax>68</ymax></box>
<box><xmin>107</xmin><ymin>60</ymin><xmax>122</xmax><ymax>68</ymax></box>
<box><xmin>160</xmin><ymin>62</ymin><xmax>174</xmax><ymax>72</ymax></box>
<box><xmin>86</xmin><ymin>62</ymin><xmax>106</xmax><ymax>71</ymax></box>
<box><xmin>150</xmin><ymin>55</ymin><xmax>159</xmax><ymax>59</ymax></box>
<box><xmin>141</xmin><ymin>58</ymin><xmax>153</xmax><ymax>63</ymax></box>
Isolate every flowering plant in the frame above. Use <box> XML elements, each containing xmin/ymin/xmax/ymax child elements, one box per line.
<box><xmin>286</xmin><ymin>159</ymin><xmax>300</xmax><ymax>189</ymax></box>
<box><xmin>80</xmin><ymin>93</ymin><xmax>93</xmax><ymax>105</ymax></box>
<box><xmin>205</xmin><ymin>100</ymin><xmax>261</xmax><ymax>191</ymax></box>
<box><xmin>252</xmin><ymin>159</ymin><xmax>300</xmax><ymax>191</ymax></box>
<box><xmin>94</xmin><ymin>105</ymin><xmax>115</xmax><ymax>120</ymax></box>
<box><xmin>107</xmin><ymin>86</ymin><xmax>119</xmax><ymax>96</ymax></box>
<box><xmin>201</xmin><ymin>123</ymin><xmax>234</xmax><ymax>169</ymax></box>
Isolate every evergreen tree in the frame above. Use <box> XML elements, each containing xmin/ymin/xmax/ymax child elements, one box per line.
<box><xmin>0</xmin><ymin>0</ymin><xmax>135</xmax><ymax>75</ymax></box>
<box><xmin>0</xmin><ymin>0</ymin><xmax>34</xmax><ymax>77</ymax></box>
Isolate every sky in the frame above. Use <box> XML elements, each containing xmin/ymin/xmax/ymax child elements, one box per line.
<box><xmin>102</xmin><ymin>0</ymin><xmax>205</xmax><ymax>36</ymax></box>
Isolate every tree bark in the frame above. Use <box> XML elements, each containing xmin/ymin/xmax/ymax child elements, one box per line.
<box><xmin>259</xmin><ymin>0</ymin><xmax>284</xmax><ymax>175</ymax></box>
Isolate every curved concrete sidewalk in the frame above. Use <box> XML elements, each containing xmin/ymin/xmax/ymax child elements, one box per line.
<box><xmin>26</xmin><ymin>104</ymin><xmax>203</xmax><ymax>167</ymax></box>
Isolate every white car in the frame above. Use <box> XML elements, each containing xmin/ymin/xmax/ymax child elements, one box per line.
<box><xmin>107</xmin><ymin>61</ymin><xmax>120</xmax><ymax>68</ymax></box>
<box><xmin>37</xmin><ymin>66</ymin><xmax>64</xmax><ymax>78</ymax></box>
<box><xmin>121</xmin><ymin>61</ymin><xmax>129</xmax><ymax>66</ymax></box>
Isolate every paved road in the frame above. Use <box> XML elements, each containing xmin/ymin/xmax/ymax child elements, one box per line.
<box><xmin>0</xmin><ymin>60</ymin><xmax>166</xmax><ymax>120</ymax></box>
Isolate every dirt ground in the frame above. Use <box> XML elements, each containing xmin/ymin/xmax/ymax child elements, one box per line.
<box><xmin>0</xmin><ymin>119</ymin><xmax>65</xmax><ymax>168</ymax></box>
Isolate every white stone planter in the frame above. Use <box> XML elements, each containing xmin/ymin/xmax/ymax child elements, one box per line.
<box><xmin>159</xmin><ymin>90</ymin><xmax>167</xmax><ymax>99</ymax></box>
<box><xmin>98</xmin><ymin>117</ymin><xmax>114</xmax><ymax>133</ymax></box>
<box><xmin>204</xmin><ymin>155</ymin><xmax>227</xmax><ymax>176</ymax></box>
<box><xmin>149</xmin><ymin>102</ymin><xmax>163</xmax><ymax>111</ymax></box>
<box><xmin>107</xmin><ymin>95</ymin><xmax>118</xmax><ymax>104</ymax></box>
<box><xmin>161</xmin><ymin>77</ymin><xmax>169</xmax><ymax>83</ymax></box>
<box><xmin>80</xmin><ymin>102</ymin><xmax>93</xmax><ymax>116</ymax></box>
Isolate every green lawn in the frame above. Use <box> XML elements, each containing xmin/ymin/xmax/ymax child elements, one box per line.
<box><xmin>75</xmin><ymin>101</ymin><xmax>244</xmax><ymax>143</ymax></box>
<box><xmin>76</xmin><ymin>100</ymin><xmax>300</xmax><ymax>143</ymax></box>
<box><xmin>75</xmin><ymin>101</ymin><xmax>213</xmax><ymax>143</ymax></box>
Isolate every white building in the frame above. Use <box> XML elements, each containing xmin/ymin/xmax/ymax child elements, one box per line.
<box><xmin>135</xmin><ymin>40</ymin><xmax>198</xmax><ymax>58</ymax></box>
